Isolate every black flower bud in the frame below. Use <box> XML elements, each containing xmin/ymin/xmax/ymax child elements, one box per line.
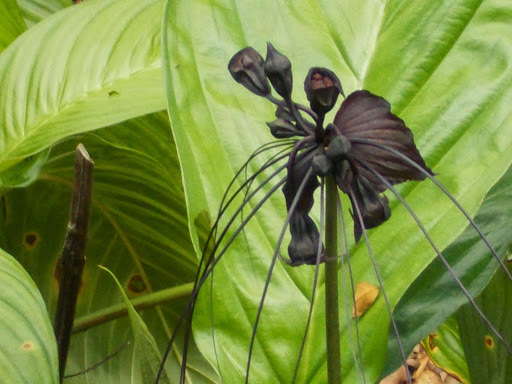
<box><xmin>288</xmin><ymin>213</ymin><xmax>323</xmax><ymax>266</ymax></box>
<box><xmin>266</xmin><ymin>118</ymin><xmax>303</xmax><ymax>138</ymax></box>
<box><xmin>304</xmin><ymin>67</ymin><xmax>344</xmax><ymax>115</ymax></box>
<box><xmin>312</xmin><ymin>154</ymin><xmax>333</xmax><ymax>177</ymax></box>
<box><xmin>325</xmin><ymin>134</ymin><xmax>352</xmax><ymax>161</ymax></box>
<box><xmin>228</xmin><ymin>47</ymin><xmax>270</xmax><ymax>96</ymax></box>
<box><xmin>349</xmin><ymin>178</ymin><xmax>391</xmax><ymax>243</ymax></box>
<box><xmin>264</xmin><ymin>43</ymin><xmax>293</xmax><ymax>99</ymax></box>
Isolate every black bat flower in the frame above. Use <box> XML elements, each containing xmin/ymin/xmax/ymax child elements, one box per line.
<box><xmin>229</xmin><ymin>43</ymin><xmax>432</xmax><ymax>265</ymax></box>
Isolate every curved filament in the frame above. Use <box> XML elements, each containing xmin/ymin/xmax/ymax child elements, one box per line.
<box><xmin>336</xmin><ymin>189</ymin><xmax>367</xmax><ymax>383</ymax></box>
<box><xmin>157</xmin><ymin>143</ymin><xmax>293</xmax><ymax>382</ymax></box>
<box><xmin>177</xmin><ymin>146</ymin><xmax>293</xmax><ymax>382</ymax></box>
<box><xmin>350</xmin><ymin>138</ymin><xmax>512</xmax><ymax>283</ymax></box>
<box><xmin>359</xmin><ymin>159</ymin><xmax>512</xmax><ymax>355</ymax></box>
<box><xmin>291</xmin><ymin>179</ymin><xmax>325</xmax><ymax>383</ymax></box>
<box><xmin>347</xmin><ymin>185</ymin><xmax>413</xmax><ymax>384</ymax></box>
<box><xmin>245</xmin><ymin>166</ymin><xmax>315</xmax><ymax>383</ymax></box>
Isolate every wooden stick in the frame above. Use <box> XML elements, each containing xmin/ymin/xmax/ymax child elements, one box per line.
<box><xmin>54</xmin><ymin>144</ymin><xmax>93</xmax><ymax>382</ymax></box>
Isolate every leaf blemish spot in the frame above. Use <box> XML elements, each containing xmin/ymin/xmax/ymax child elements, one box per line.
<box><xmin>485</xmin><ymin>335</ymin><xmax>494</xmax><ymax>349</ymax></box>
<box><xmin>127</xmin><ymin>274</ymin><xmax>146</xmax><ymax>294</ymax></box>
<box><xmin>24</xmin><ymin>232</ymin><xmax>39</xmax><ymax>249</ymax></box>
<box><xmin>108</xmin><ymin>90</ymin><xmax>120</xmax><ymax>96</ymax></box>
<box><xmin>427</xmin><ymin>333</ymin><xmax>438</xmax><ymax>351</ymax></box>
<box><xmin>22</xmin><ymin>342</ymin><xmax>34</xmax><ymax>350</ymax></box>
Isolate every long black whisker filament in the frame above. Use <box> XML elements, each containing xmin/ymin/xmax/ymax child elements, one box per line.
<box><xmin>177</xmin><ymin>147</ymin><xmax>294</xmax><ymax>382</ymax></box>
<box><xmin>205</xmin><ymin>141</ymin><xmax>295</xmax><ymax>276</ymax></box>
<box><xmin>157</xmin><ymin>150</ymin><xmax>294</xmax><ymax>383</ymax></box>
<box><xmin>347</xmin><ymin>185</ymin><xmax>413</xmax><ymax>384</ymax></box>
<box><xmin>351</xmin><ymin>138</ymin><xmax>512</xmax><ymax>283</ymax></box>
<box><xmin>209</xmin><ymin>142</ymin><xmax>295</xmax><ymax>380</ymax></box>
<box><xmin>245</xmin><ymin>167</ymin><xmax>315</xmax><ymax>383</ymax></box>
<box><xmin>336</xmin><ymin>189</ymin><xmax>367</xmax><ymax>383</ymax></box>
<box><xmin>358</xmin><ymin>160</ymin><xmax>512</xmax><ymax>355</ymax></box>
<box><xmin>291</xmin><ymin>179</ymin><xmax>325</xmax><ymax>383</ymax></box>
<box><xmin>237</xmin><ymin>142</ymin><xmax>296</xmax><ymax>265</ymax></box>
<box><xmin>177</xmin><ymin>147</ymin><xmax>317</xmax><ymax>382</ymax></box>
<box><xmin>164</xmin><ymin>174</ymin><xmax>288</xmax><ymax>383</ymax></box>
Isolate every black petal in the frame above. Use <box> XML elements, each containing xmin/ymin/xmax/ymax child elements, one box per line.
<box><xmin>267</xmin><ymin>118</ymin><xmax>304</xmax><ymax>139</ymax></box>
<box><xmin>333</xmin><ymin>90</ymin><xmax>432</xmax><ymax>193</ymax></box>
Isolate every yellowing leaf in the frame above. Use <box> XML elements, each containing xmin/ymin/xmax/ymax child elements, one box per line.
<box><xmin>352</xmin><ymin>282</ymin><xmax>379</xmax><ymax>318</ymax></box>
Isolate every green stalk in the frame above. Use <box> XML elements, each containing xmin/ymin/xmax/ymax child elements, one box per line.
<box><xmin>325</xmin><ymin>175</ymin><xmax>342</xmax><ymax>384</ymax></box>
<box><xmin>72</xmin><ymin>282</ymin><xmax>194</xmax><ymax>333</ymax></box>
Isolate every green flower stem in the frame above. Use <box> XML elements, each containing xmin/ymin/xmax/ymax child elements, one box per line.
<box><xmin>72</xmin><ymin>282</ymin><xmax>194</xmax><ymax>333</ymax></box>
<box><xmin>325</xmin><ymin>175</ymin><xmax>342</xmax><ymax>384</ymax></box>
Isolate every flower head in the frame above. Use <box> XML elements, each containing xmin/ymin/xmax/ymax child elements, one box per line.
<box><xmin>228</xmin><ymin>44</ymin><xmax>432</xmax><ymax>264</ymax></box>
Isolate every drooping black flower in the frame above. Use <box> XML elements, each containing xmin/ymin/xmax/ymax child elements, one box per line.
<box><xmin>228</xmin><ymin>44</ymin><xmax>432</xmax><ymax>263</ymax></box>
<box><xmin>282</xmin><ymin>148</ymin><xmax>323</xmax><ymax>265</ymax></box>
<box><xmin>304</xmin><ymin>67</ymin><xmax>344</xmax><ymax>116</ymax></box>
<box><xmin>228</xmin><ymin>47</ymin><xmax>271</xmax><ymax>97</ymax></box>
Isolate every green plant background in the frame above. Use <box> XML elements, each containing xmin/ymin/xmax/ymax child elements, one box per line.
<box><xmin>0</xmin><ymin>0</ymin><xmax>511</xmax><ymax>383</ymax></box>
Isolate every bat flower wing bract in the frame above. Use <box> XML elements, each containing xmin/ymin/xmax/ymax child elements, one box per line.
<box><xmin>334</xmin><ymin>90</ymin><xmax>433</xmax><ymax>193</ymax></box>
<box><xmin>331</xmin><ymin>90</ymin><xmax>433</xmax><ymax>241</ymax></box>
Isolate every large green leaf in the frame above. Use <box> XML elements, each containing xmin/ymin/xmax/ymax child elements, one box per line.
<box><xmin>422</xmin><ymin>317</ymin><xmax>470</xmax><ymax>384</ymax></box>
<box><xmin>0</xmin><ymin>0</ymin><xmax>221</xmax><ymax>381</ymax></box>
<box><xmin>457</xmin><ymin>265</ymin><xmax>512</xmax><ymax>383</ymax></box>
<box><xmin>0</xmin><ymin>0</ymin><xmax>166</xmax><ymax>182</ymax></box>
<box><xmin>0</xmin><ymin>248</ymin><xmax>58</xmax><ymax>383</ymax></box>
<box><xmin>0</xmin><ymin>112</ymin><xmax>218</xmax><ymax>383</ymax></box>
<box><xmin>0</xmin><ymin>0</ymin><xmax>26</xmax><ymax>52</ymax></box>
<box><xmin>100</xmin><ymin>265</ymin><xmax>171</xmax><ymax>384</ymax></box>
<box><xmin>16</xmin><ymin>0</ymin><xmax>69</xmax><ymax>27</ymax></box>
<box><xmin>386</xmin><ymin>161</ymin><xmax>512</xmax><ymax>374</ymax></box>
<box><xmin>163</xmin><ymin>0</ymin><xmax>512</xmax><ymax>382</ymax></box>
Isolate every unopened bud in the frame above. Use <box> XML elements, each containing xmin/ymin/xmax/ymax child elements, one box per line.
<box><xmin>266</xmin><ymin>118</ymin><xmax>302</xmax><ymax>138</ymax></box>
<box><xmin>326</xmin><ymin>133</ymin><xmax>352</xmax><ymax>160</ymax></box>
<box><xmin>228</xmin><ymin>47</ymin><xmax>270</xmax><ymax>96</ymax></box>
<box><xmin>312</xmin><ymin>154</ymin><xmax>333</xmax><ymax>177</ymax></box>
<box><xmin>264</xmin><ymin>43</ymin><xmax>293</xmax><ymax>99</ymax></box>
<box><xmin>304</xmin><ymin>67</ymin><xmax>344</xmax><ymax>115</ymax></box>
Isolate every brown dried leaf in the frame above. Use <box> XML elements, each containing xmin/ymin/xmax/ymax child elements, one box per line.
<box><xmin>415</xmin><ymin>369</ymin><xmax>443</xmax><ymax>384</ymax></box>
<box><xmin>379</xmin><ymin>365</ymin><xmax>409</xmax><ymax>384</ymax></box>
<box><xmin>352</xmin><ymin>281</ymin><xmax>379</xmax><ymax>317</ymax></box>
